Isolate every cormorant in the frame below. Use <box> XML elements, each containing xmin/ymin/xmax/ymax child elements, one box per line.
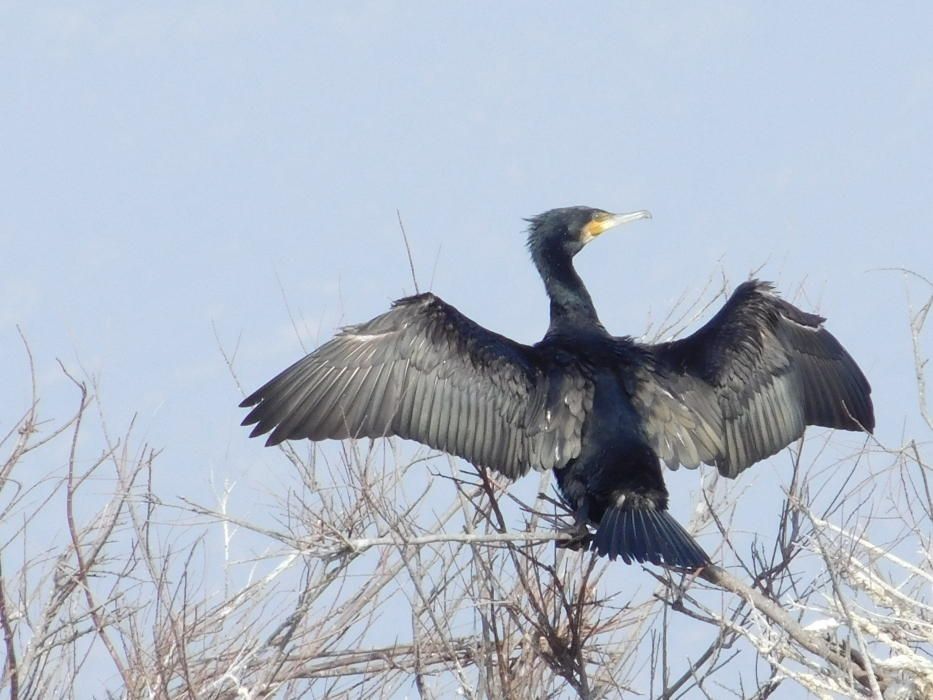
<box><xmin>240</xmin><ymin>207</ymin><xmax>874</xmax><ymax>568</ymax></box>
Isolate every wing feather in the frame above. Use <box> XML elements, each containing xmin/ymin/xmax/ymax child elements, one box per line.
<box><xmin>242</xmin><ymin>293</ymin><xmax>590</xmax><ymax>478</ymax></box>
<box><xmin>634</xmin><ymin>280</ymin><xmax>874</xmax><ymax>478</ymax></box>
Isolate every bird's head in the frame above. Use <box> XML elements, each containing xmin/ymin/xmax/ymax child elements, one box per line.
<box><xmin>525</xmin><ymin>206</ymin><xmax>652</xmax><ymax>264</ymax></box>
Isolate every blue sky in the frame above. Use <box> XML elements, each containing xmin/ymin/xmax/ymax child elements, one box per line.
<box><xmin>5</xmin><ymin>3</ymin><xmax>929</xmax><ymax>472</ymax></box>
<box><xmin>2</xmin><ymin>2</ymin><xmax>932</xmax><ymax>691</ymax></box>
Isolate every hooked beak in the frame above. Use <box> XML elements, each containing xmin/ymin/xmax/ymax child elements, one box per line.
<box><xmin>581</xmin><ymin>209</ymin><xmax>652</xmax><ymax>243</ymax></box>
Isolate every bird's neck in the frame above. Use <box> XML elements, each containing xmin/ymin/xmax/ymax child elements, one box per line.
<box><xmin>537</xmin><ymin>253</ymin><xmax>604</xmax><ymax>333</ymax></box>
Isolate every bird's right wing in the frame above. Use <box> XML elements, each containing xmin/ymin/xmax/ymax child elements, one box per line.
<box><xmin>241</xmin><ymin>293</ymin><xmax>590</xmax><ymax>478</ymax></box>
<box><xmin>632</xmin><ymin>281</ymin><xmax>874</xmax><ymax>479</ymax></box>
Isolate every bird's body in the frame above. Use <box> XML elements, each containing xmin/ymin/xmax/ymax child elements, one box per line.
<box><xmin>241</xmin><ymin>207</ymin><xmax>874</xmax><ymax>568</ymax></box>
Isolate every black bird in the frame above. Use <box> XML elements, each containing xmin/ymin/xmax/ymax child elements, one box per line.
<box><xmin>240</xmin><ymin>207</ymin><xmax>874</xmax><ymax>568</ymax></box>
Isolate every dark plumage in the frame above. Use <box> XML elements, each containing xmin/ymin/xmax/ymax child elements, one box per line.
<box><xmin>241</xmin><ymin>206</ymin><xmax>874</xmax><ymax>568</ymax></box>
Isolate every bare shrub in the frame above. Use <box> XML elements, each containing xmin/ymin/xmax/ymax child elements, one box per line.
<box><xmin>1</xmin><ymin>277</ymin><xmax>930</xmax><ymax>699</ymax></box>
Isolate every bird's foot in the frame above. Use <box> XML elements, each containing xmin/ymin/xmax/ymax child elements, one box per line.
<box><xmin>556</xmin><ymin>519</ymin><xmax>593</xmax><ymax>551</ymax></box>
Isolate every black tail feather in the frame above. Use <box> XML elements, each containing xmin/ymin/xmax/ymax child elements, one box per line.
<box><xmin>592</xmin><ymin>506</ymin><xmax>710</xmax><ymax>568</ymax></box>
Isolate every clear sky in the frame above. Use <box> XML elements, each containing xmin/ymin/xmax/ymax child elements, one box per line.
<box><xmin>2</xmin><ymin>2</ymin><xmax>932</xmax><ymax>693</ymax></box>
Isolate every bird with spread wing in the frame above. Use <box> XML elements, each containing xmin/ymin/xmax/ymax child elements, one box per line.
<box><xmin>241</xmin><ymin>207</ymin><xmax>874</xmax><ymax>568</ymax></box>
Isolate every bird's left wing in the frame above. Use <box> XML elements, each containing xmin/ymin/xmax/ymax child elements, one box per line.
<box><xmin>241</xmin><ymin>293</ymin><xmax>589</xmax><ymax>478</ymax></box>
<box><xmin>632</xmin><ymin>280</ymin><xmax>874</xmax><ymax>478</ymax></box>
